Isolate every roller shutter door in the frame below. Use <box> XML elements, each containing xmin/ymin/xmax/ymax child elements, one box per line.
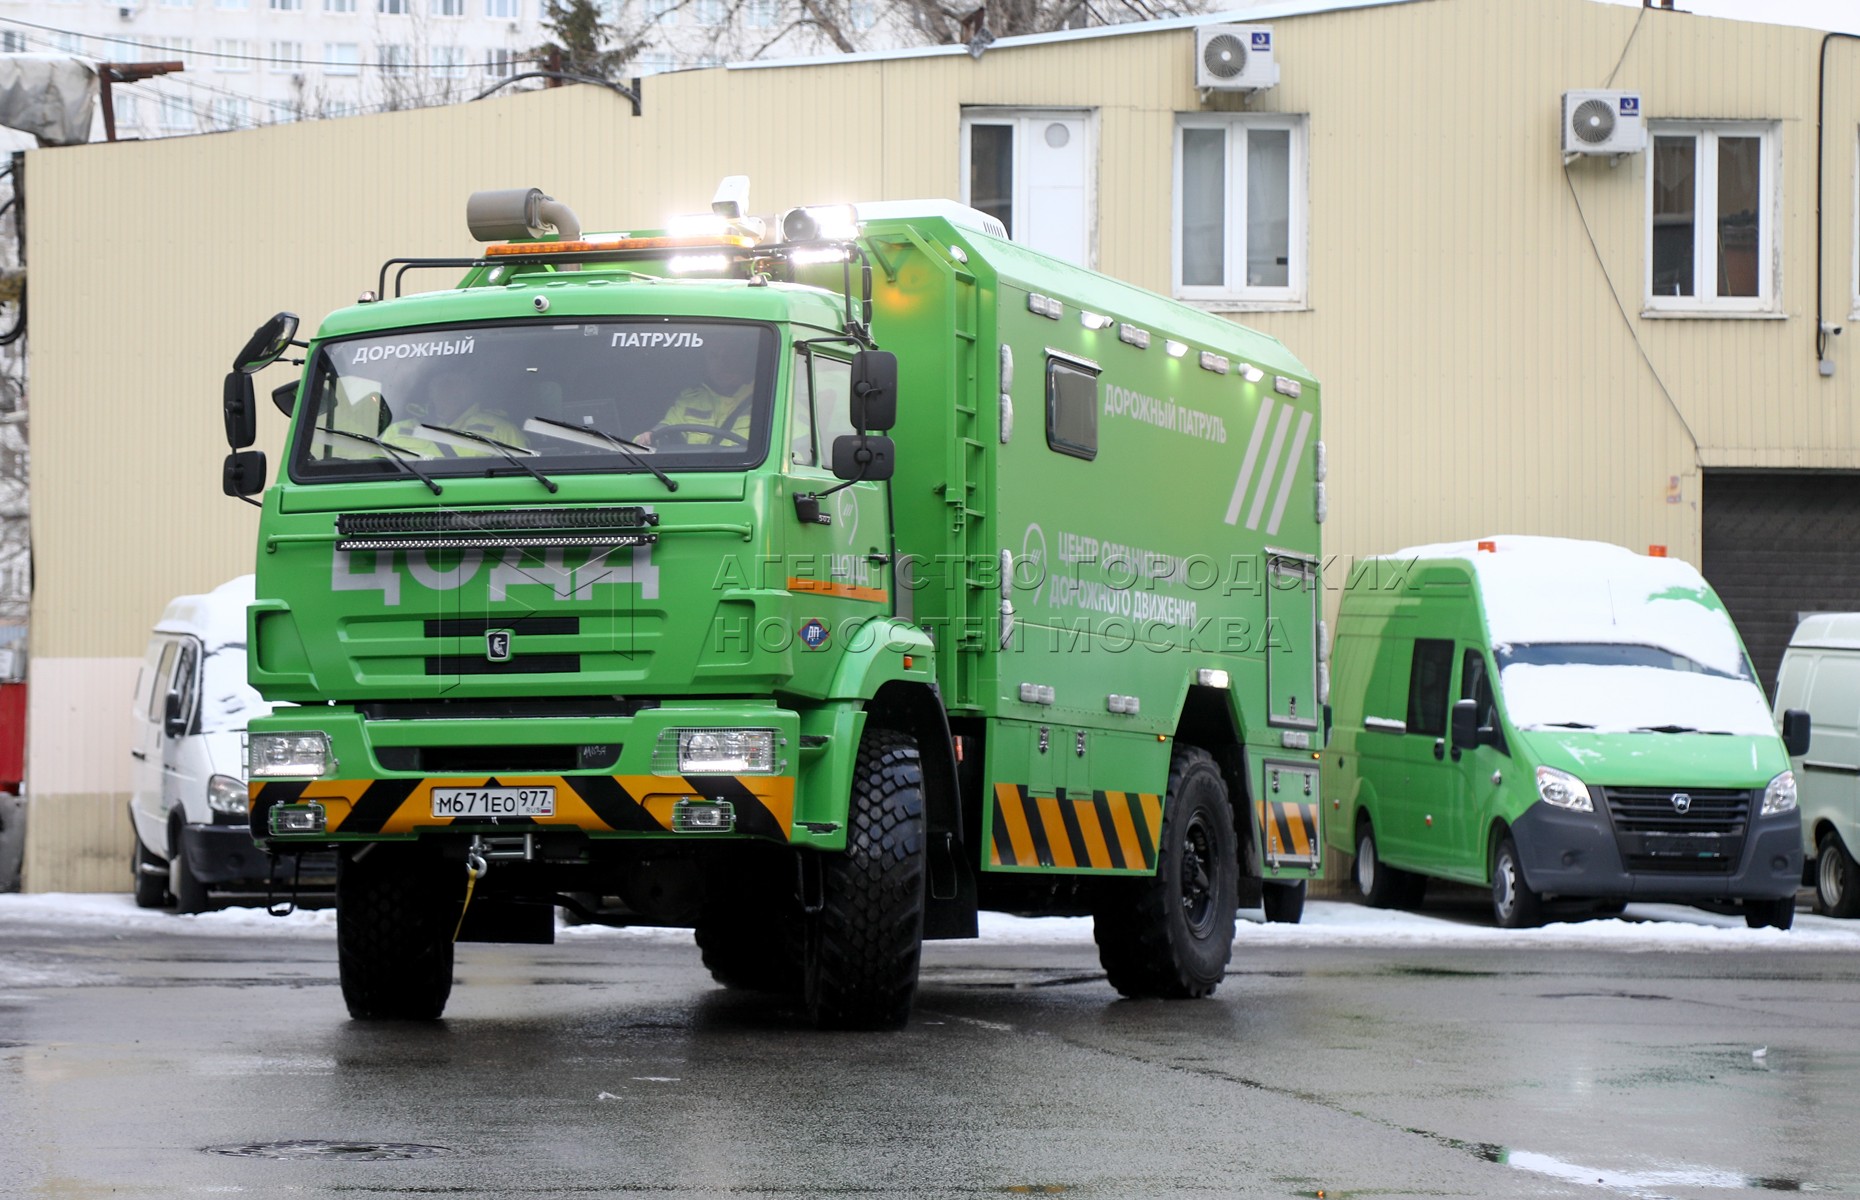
<box><xmin>1701</xmin><ymin>472</ymin><xmax>1860</xmax><ymax>696</ymax></box>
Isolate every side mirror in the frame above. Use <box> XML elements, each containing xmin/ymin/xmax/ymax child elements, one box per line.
<box><xmin>234</xmin><ymin>312</ymin><xmax>299</xmax><ymax>375</ymax></box>
<box><xmin>271</xmin><ymin>381</ymin><xmax>297</xmax><ymax>417</ymax></box>
<box><xmin>831</xmin><ymin>434</ymin><xmax>895</xmax><ymax>483</ymax></box>
<box><xmin>223</xmin><ymin>450</ymin><xmax>267</xmax><ymax>498</ymax></box>
<box><xmin>1450</xmin><ymin>698</ymin><xmax>1479</xmax><ymax>754</ymax></box>
<box><xmin>849</xmin><ymin>349</ymin><xmax>898</xmax><ymax>432</ymax></box>
<box><xmin>1782</xmin><ymin>708</ymin><xmax>1812</xmax><ymax>758</ymax></box>
<box><xmin>163</xmin><ymin>690</ymin><xmax>187</xmax><ymax>739</ymax></box>
<box><xmin>223</xmin><ymin>371</ymin><xmax>257</xmax><ymax>450</ymax></box>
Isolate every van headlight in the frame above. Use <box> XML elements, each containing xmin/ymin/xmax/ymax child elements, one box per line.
<box><xmin>1761</xmin><ymin>770</ymin><xmax>1797</xmax><ymax>816</ymax></box>
<box><xmin>250</xmin><ymin>732</ymin><xmax>334</xmax><ymax>778</ymax></box>
<box><xmin>655</xmin><ymin>728</ymin><xmax>778</xmax><ymax>774</ymax></box>
<box><xmin>206</xmin><ymin>773</ymin><xmax>250</xmax><ymax>815</ymax></box>
<box><xmin>1535</xmin><ymin>765</ymin><xmax>1594</xmax><ymax>812</ymax></box>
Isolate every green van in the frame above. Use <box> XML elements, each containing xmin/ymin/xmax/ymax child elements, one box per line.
<box><xmin>1322</xmin><ymin>536</ymin><xmax>1808</xmax><ymax>929</ymax></box>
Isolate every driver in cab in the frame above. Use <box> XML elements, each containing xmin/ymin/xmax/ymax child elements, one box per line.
<box><xmin>381</xmin><ymin>365</ymin><xmax>527</xmax><ymax>457</ymax></box>
<box><xmin>638</xmin><ymin>353</ymin><xmax>754</xmax><ymax>447</ymax></box>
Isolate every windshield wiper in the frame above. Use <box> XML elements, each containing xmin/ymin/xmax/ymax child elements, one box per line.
<box><xmin>416</xmin><ymin>424</ymin><xmax>558</xmax><ymax>494</ymax></box>
<box><xmin>1538</xmin><ymin>721</ymin><xmax>1596</xmax><ymax>730</ymax></box>
<box><xmin>525</xmin><ymin>416</ymin><xmax>678</xmax><ymax>492</ymax></box>
<box><xmin>1633</xmin><ymin>724</ymin><xmax>1702</xmax><ymax>734</ymax></box>
<box><xmin>315</xmin><ymin>427</ymin><xmax>443</xmax><ymax>495</ymax></box>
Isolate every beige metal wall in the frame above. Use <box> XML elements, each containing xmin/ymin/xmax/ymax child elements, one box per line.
<box><xmin>22</xmin><ymin>0</ymin><xmax>1857</xmax><ymax>888</ymax></box>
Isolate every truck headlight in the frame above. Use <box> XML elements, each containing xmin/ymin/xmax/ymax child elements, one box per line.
<box><xmin>656</xmin><ymin>728</ymin><xmax>778</xmax><ymax>774</ymax></box>
<box><xmin>206</xmin><ymin>773</ymin><xmax>250</xmax><ymax>815</ymax></box>
<box><xmin>1761</xmin><ymin>770</ymin><xmax>1797</xmax><ymax>816</ymax></box>
<box><xmin>1535</xmin><ymin>765</ymin><xmax>1593</xmax><ymax>813</ymax></box>
<box><xmin>250</xmin><ymin>732</ymin><xmax>334</xmax><ymax>778</ymax></box>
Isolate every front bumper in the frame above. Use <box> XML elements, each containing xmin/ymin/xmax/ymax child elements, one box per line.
<box><xmin>178</xmin><ymin>823</ymin><xmax>336</xmax><ymax>887</ymax></box>
<box><xmin>1511</xmin><ymin>800</ymin><xmax>1801</xmax><ymax>902</ymax></box>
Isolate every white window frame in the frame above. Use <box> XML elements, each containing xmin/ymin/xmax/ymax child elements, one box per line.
<box><xmin>1644</xmin><ymin>120</ymin><xmax>1780</xmax><ymax>317</ymax></box>
<box><xmin>957</xmin><ymin>107</ymin><xmax>1098</xmax><ymax>269</ymax></box>
<box><xmin>1171</xmin><ymin>112</ymin><xmax>1308</xmax><ymax>310</ymax></box>
<box><xmin>485</xmin><ymin>0</ymin><xmax>518</xmax><ymax>18</ymax></box>
<box><xmin>325</xmin><ymin>42</ymin><xmax>359</xmax><ymax>74</ymax></box>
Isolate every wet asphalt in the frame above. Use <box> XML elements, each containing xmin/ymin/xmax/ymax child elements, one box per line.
<box><xmin>0</xmin><ymin>903</ymin><xmax>1856</xmax><ymax>1199</ymax></box>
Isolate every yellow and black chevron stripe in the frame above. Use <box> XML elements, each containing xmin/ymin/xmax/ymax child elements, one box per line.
<box><xmin>1259</xmin><ymin>798</ymin><xmax>1321</xmax><ymax>865</ymax></box>
<box><xmin>988</xmin><ymin>783</ymin><xmax>1162</xmax><ymax>873</ymax></box>
<box><xmin>251</xmin><ymin>774</ymin><xmax>796</xmax><ymax>841</ymax></box>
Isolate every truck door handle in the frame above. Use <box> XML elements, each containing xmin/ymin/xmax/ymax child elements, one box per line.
<box><xmin>130</xmin><ymin>750</ymin><xmax>147</xmax><ymax>760</ymax></box>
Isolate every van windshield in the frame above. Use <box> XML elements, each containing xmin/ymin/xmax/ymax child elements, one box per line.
<box><xmin>291</xmin><ymin>319</ymin><xmax>775</xmax><ymax>482</ymax></box>
<box><xmin>1495</xmin><ymin>642</ymin><xmax>1773</xmax><ymax>736</ymax></box>
<box><xmin>199</xmin><ymin>646</ymin><xmax>272</xmax><ymax>734</ymax></box>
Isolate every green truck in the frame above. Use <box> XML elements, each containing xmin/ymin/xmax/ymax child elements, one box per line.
<box><xmin>220</xmin><ymin>183</ymin><xmax>1326</xmax><ymax>1027</ymax></box>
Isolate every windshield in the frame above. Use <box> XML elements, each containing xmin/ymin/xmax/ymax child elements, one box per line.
<box><xmin>1496</xmin><ymin>642</ymin><xmax>1773</xmax><ymax>736</ymax></box>
<box><xmin>291</xmin><ymin>319</ymin><xmax>776</xmax><ymax>481</ymax></box>
<box><xmin>199</xmin><ymin>645</ymin><xmax>272</xmax><ymax>734</ymax></box>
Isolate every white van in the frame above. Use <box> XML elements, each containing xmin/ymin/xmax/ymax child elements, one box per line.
<box><xmin>1774</xmin><ymin>614</ymin><xmax>1860</xmax><ymax>916</ymax></box>
<box><xmin>127</xmin><ymin>576</ymin><xmax>288</xmax><ymax>912</ymax></box>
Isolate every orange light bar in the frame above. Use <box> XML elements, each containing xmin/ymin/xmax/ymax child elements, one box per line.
<box><xmin>482</xmin><ymin>234</ymin><xmax>759</xmax><ymax>257</ymax></box>
<box><xmin>1648</xmin><ymin>544</ymin><xmax>1668</xmax><ymax>557</ymax></box>
<box><xmin>1477</xmin><ymin>540</ymin><xmax>1496</xmax><ymax>553</ymax></box>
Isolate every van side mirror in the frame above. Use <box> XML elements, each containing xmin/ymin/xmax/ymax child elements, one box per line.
<box><xmin>163</xmin><ymin>690</ymin><xmax>187</xmax><ymax>739</ymax></box>
<box><xmin>223</xmin><ymin>450</ymin><xmax>267</xmax><ymax>499</ymax></box>
<box><xmin>235</xmin><ymin>312</ymin><xmax>299</xmax><ymax>375</ymax></box>
<box><xmin>849</xmin><ymin>349</ymin><xmax>898</xmax><ymax>431</ymax></box>
<box><xmin>1450</xmin><ymin>699</ymin><xmax>1479</xmax><ymax>753</ymax></box>
<box><xmin>224</xmin><ymin>371</ymin><xmax>257</xmax><ymax>449</ymax></box>
<box><xmin>831</xmin><ymin>434</ymin><xmax>895</xmax><ymax>483</ymax></box>
<box><xmin>1782</xmin><ymin>708</ymin><xmax>1811</xmax><ymax>758</ymax></box>
<box><xmin>271</xmin><ymin>381</ymin><xmax>297</xmax><ymax>417</ymax></box>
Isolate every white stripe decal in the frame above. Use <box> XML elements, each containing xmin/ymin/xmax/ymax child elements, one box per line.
<box><xmin>1265</xmin><ymin>411</ymin><xmax>1314</xmax><ymax>536</ymax></box>
<box><xmin>1224</xmin><ymin>399</ymin><xmax>1276</xmax><ymax>526</ymax></box>
<box><xmin>1245</xmin><ymin>405</ymin><xmax>1295</xmax><ymax>531</ymax></box>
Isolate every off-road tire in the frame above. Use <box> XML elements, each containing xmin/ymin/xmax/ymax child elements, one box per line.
<box><xmin>132</xmin><ymin>835</ymin><xmax>171</xmax><ymax>909</ymax></box>
<box><xmin>1261</xmin><ymin>878</ymin><xmax>1306</xmax><ymax>924</ymax></box>
<box><xmin>1093</xmin><ymin>747</ymin><xmax>1238</xmax><ymax>1000</ymax></box>
<box><xmin>1814</xmin><ymin>829</ymin><xmax>1860</xmax><ymax>918</ymax></box>
<box><xmin>1745</xmin><ymin>894</ymin><xmax>1797</xmax><ymax>930</ymax></box>
<box><xmin>803</xmin><ymin>726</ymin><xmax>925</xmax><ymax>1030</ymax></box>
<box><xmin>1491</xmin><ymin>836</ymin><xmax>1544</xmax><ymax>929</ymax></box>
<box><xmin>1354</xmin><ymin>820</ymin><xmax>1423</xmax><ymax>910</ymax></box>
<box><xmin>169</xmin><ymin>828</ymin><xmax>211</xmax><ymax>915</ymax></box>
<box><xmin>696</xmin><ymin>859</ymin><xmax>803</xmax><ymax>996</ymax></box>
<box><xmin>336</xmin><ymin>847</ymin><xmax>457</xmax><ymax>1020</ymax></box>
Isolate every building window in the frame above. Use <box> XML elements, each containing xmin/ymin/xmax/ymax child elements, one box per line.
<box><xmin>744</xmin><ymin>0</ymin><xmax>774</xmax><ymax>26</ymax></box>
<box><xmin>434</xmin><ymin>45</ymin><xmax>465</xmax><ymax>77</ymax></box>
<box><xmin>485</xmin><ymin>0</ymin><xmax>518</xmax><ymax>18</ymax></box>
<box><xmin>378</xmin><ymin>43</ymin><xmax>411</xmax><ymax>74</ymax></box>
<box><xmin>270</xmin><ymin>0</ymin><xmax>302</xmax><ymax>10</ymax></box>
<box><xmin>485</xmin><ymin>47</ymin><xmax>514</xmax><ymax>77</ymax></box>
<box><xmin>0</xmin><ymin>33</ymin><xmax>23</xmax><ymax>52</ymax></box>
<box><xmin>216</xmin><ymin>0</ymin><xmax>247</xmax><ymax>9</ymax></box>
<box><xmin>646</xmin><ymin>0</ymin><xmax>675</xmax><ymax>25</ymax></box>
<box><xmin>325</xmin><ymin>0</ymin><xmax>355</xmax><ymax>12</ymax></box>
<box><xmin>270</xmin><ymin>41</ymin><xmax>302</xmax><ymax>71</ymax></box>
<box><xmin>433</xmin><ymin>0</ymin><xmax>463</xmax><ymax>15</ymax></box>
<box><xmin>213</xmin><ymin>39</ymin><xmax>251</xmax><ymax>70</ymax></box>
<box><xmin>1173</xmin><ymin>113</ymin><xmax>1307</xmax><ymax>307</ymax></box>
<box><xmin>326</xmin><ymin>43</ymin><xmax>359</xmax><ymax>74</ymax></box>
<box><xmin>632</xmin><ymin>54</ymin><xmax>673</xmax><ymax>75</ymax></box>
<box><xmin>159</xmin><ymin>94</ymin><xmax>193</xmax><ymax>130</ymax></box>
<box><xmin>960</xmin><ymin>108</ymin><xmax>1094</xmax><ymax>267</ymax></box>
<box><xmin>1647</xmin><ymin>122</ymin><xmax>1777</xmax><ymax>313</ymax></box>
<box><xmin>691</xmin><ymin>0</ymin><xmax>723</xmax><ymax>23</ymax></box>
<box><xmin>208</xmin><ymin>97</ymin><xmax>249</xmax><ymax>128</ymax></box>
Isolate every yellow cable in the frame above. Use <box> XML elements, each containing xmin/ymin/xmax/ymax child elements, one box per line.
<box><xmin>452</xmin><ymin>859</ymin><xmax>482</xmax><ymax>943</ymax></box>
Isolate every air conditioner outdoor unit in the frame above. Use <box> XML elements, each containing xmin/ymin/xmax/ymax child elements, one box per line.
<box><xmin>1562</xmin><ymin>90</ymin><xmax>1646</xmax><ymax>156</ymax></box>
<box><xmin>1195</xmin><ymin>25</ymin><xmax>1279</xmax><ymax>92</ymax></box>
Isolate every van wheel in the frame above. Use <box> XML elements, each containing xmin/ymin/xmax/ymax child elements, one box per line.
<box><xmin>168</xmin><ymin>829</ymin><xmax>211</xmax><ymax>915</ymax></box>
<box><xmin>1815</xmin><ymin>830</ymin><xmax>1860</xmax><ymax>918</ymax></box>
<box><xmin>1745</xmin><ymin>895</ymin><xmax>1797</xmax><ymax>930</ymax></box>
<box><xmin>1261</xmin><ymin>879</ymin><xmax>1306</xmax><ymax>924</ymax></box>
<box><xmin>1094</xmin><ymin>747</ymin><xmax>1238</xmax><ymax>999</ymax></box>
<box><xmin>132</xmin><ymin>835</ymin><xmax>171</xmax><ymax>909</ymax></box>
<box><xmin>802</xmin><ymin>726</ymin><xmax>925</xmax><ymax>1030</ymax></box>
<box><xmin>1354</xmin><ymin>822</ymin><xmax>1420</xmax><ymax>909</ymax></box>
<box><xmin>1490</xmin><ymin>836</ymin><xmax>1543</xmax><ymax>929</ymax></box>
<box><xmin>337</xmin><ymin>846</ymin><xmax>456</xmax><ymax>1020</ymax></box>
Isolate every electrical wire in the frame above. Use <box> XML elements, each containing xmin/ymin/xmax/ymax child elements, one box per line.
<box><xmin>1561</xmin><ymin>164</ymin><xmax>1702</xmax><ymax>467</ymax></box>
<box><xmin>0</xmin><ymin>13</ymin><xmax>543</xmax><ymax>71</ymax></box>
<box><xmin>1602</xmin><ymin>4</ymin><xmax>1645</xmax><ymax>88</ymax></box>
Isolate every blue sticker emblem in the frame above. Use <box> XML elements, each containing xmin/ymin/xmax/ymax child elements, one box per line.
<box><xmin>1620</xmin><ymin>96</ymin><xmax>1639</xmax><ymax>117</ymax></box>
<box><xmin>800</xmin><ymin>619</ymin><xmax>829</xmax><ymax>649</ymax></box>
<box><xmin>1251</xmin><ymin>30</ymin><xmax>1271</xmax><ymax>49</ymax></box>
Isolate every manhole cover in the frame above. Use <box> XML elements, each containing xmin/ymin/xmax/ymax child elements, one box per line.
<box><xmin>205</xmin><ymin>1140</ymin><xmax>452</xmax><ymax>1161</ymax></box>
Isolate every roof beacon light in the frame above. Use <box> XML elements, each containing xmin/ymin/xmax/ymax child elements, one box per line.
<box><xmin>668</xmin><ymin>253</ymin><xmax>732</xmax><ymax>275</ymax></box>
<box><xmin>1477</xmin><ymin>540</ymin><xmax>1497</xmax><ymax>553</ymax></box>
<box><xmin>1648</xmin><ymin>544</ymin><xmax>1668</xmax><ymax>557</ymax></box>
<box><xmin>780</xmin><ymin>203</ymin><xmax>858</xmax><ymax>242</ymax></box>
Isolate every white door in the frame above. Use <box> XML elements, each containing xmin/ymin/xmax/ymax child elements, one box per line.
<box><xmin>129</xmin><ymin>638</ymin><xmax>177</xmax><ymax>850</ymax></box>
<box><xmin>961</xmin><ymin>109</ymin><xmax>1094</xmax><ymax>268</ymax></box>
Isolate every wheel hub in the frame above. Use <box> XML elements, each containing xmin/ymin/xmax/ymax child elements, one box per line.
<box><xmin>1180</xmin><ymin>812</ymin><xmax>1215</xmax><ymax>937</ymax></box>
